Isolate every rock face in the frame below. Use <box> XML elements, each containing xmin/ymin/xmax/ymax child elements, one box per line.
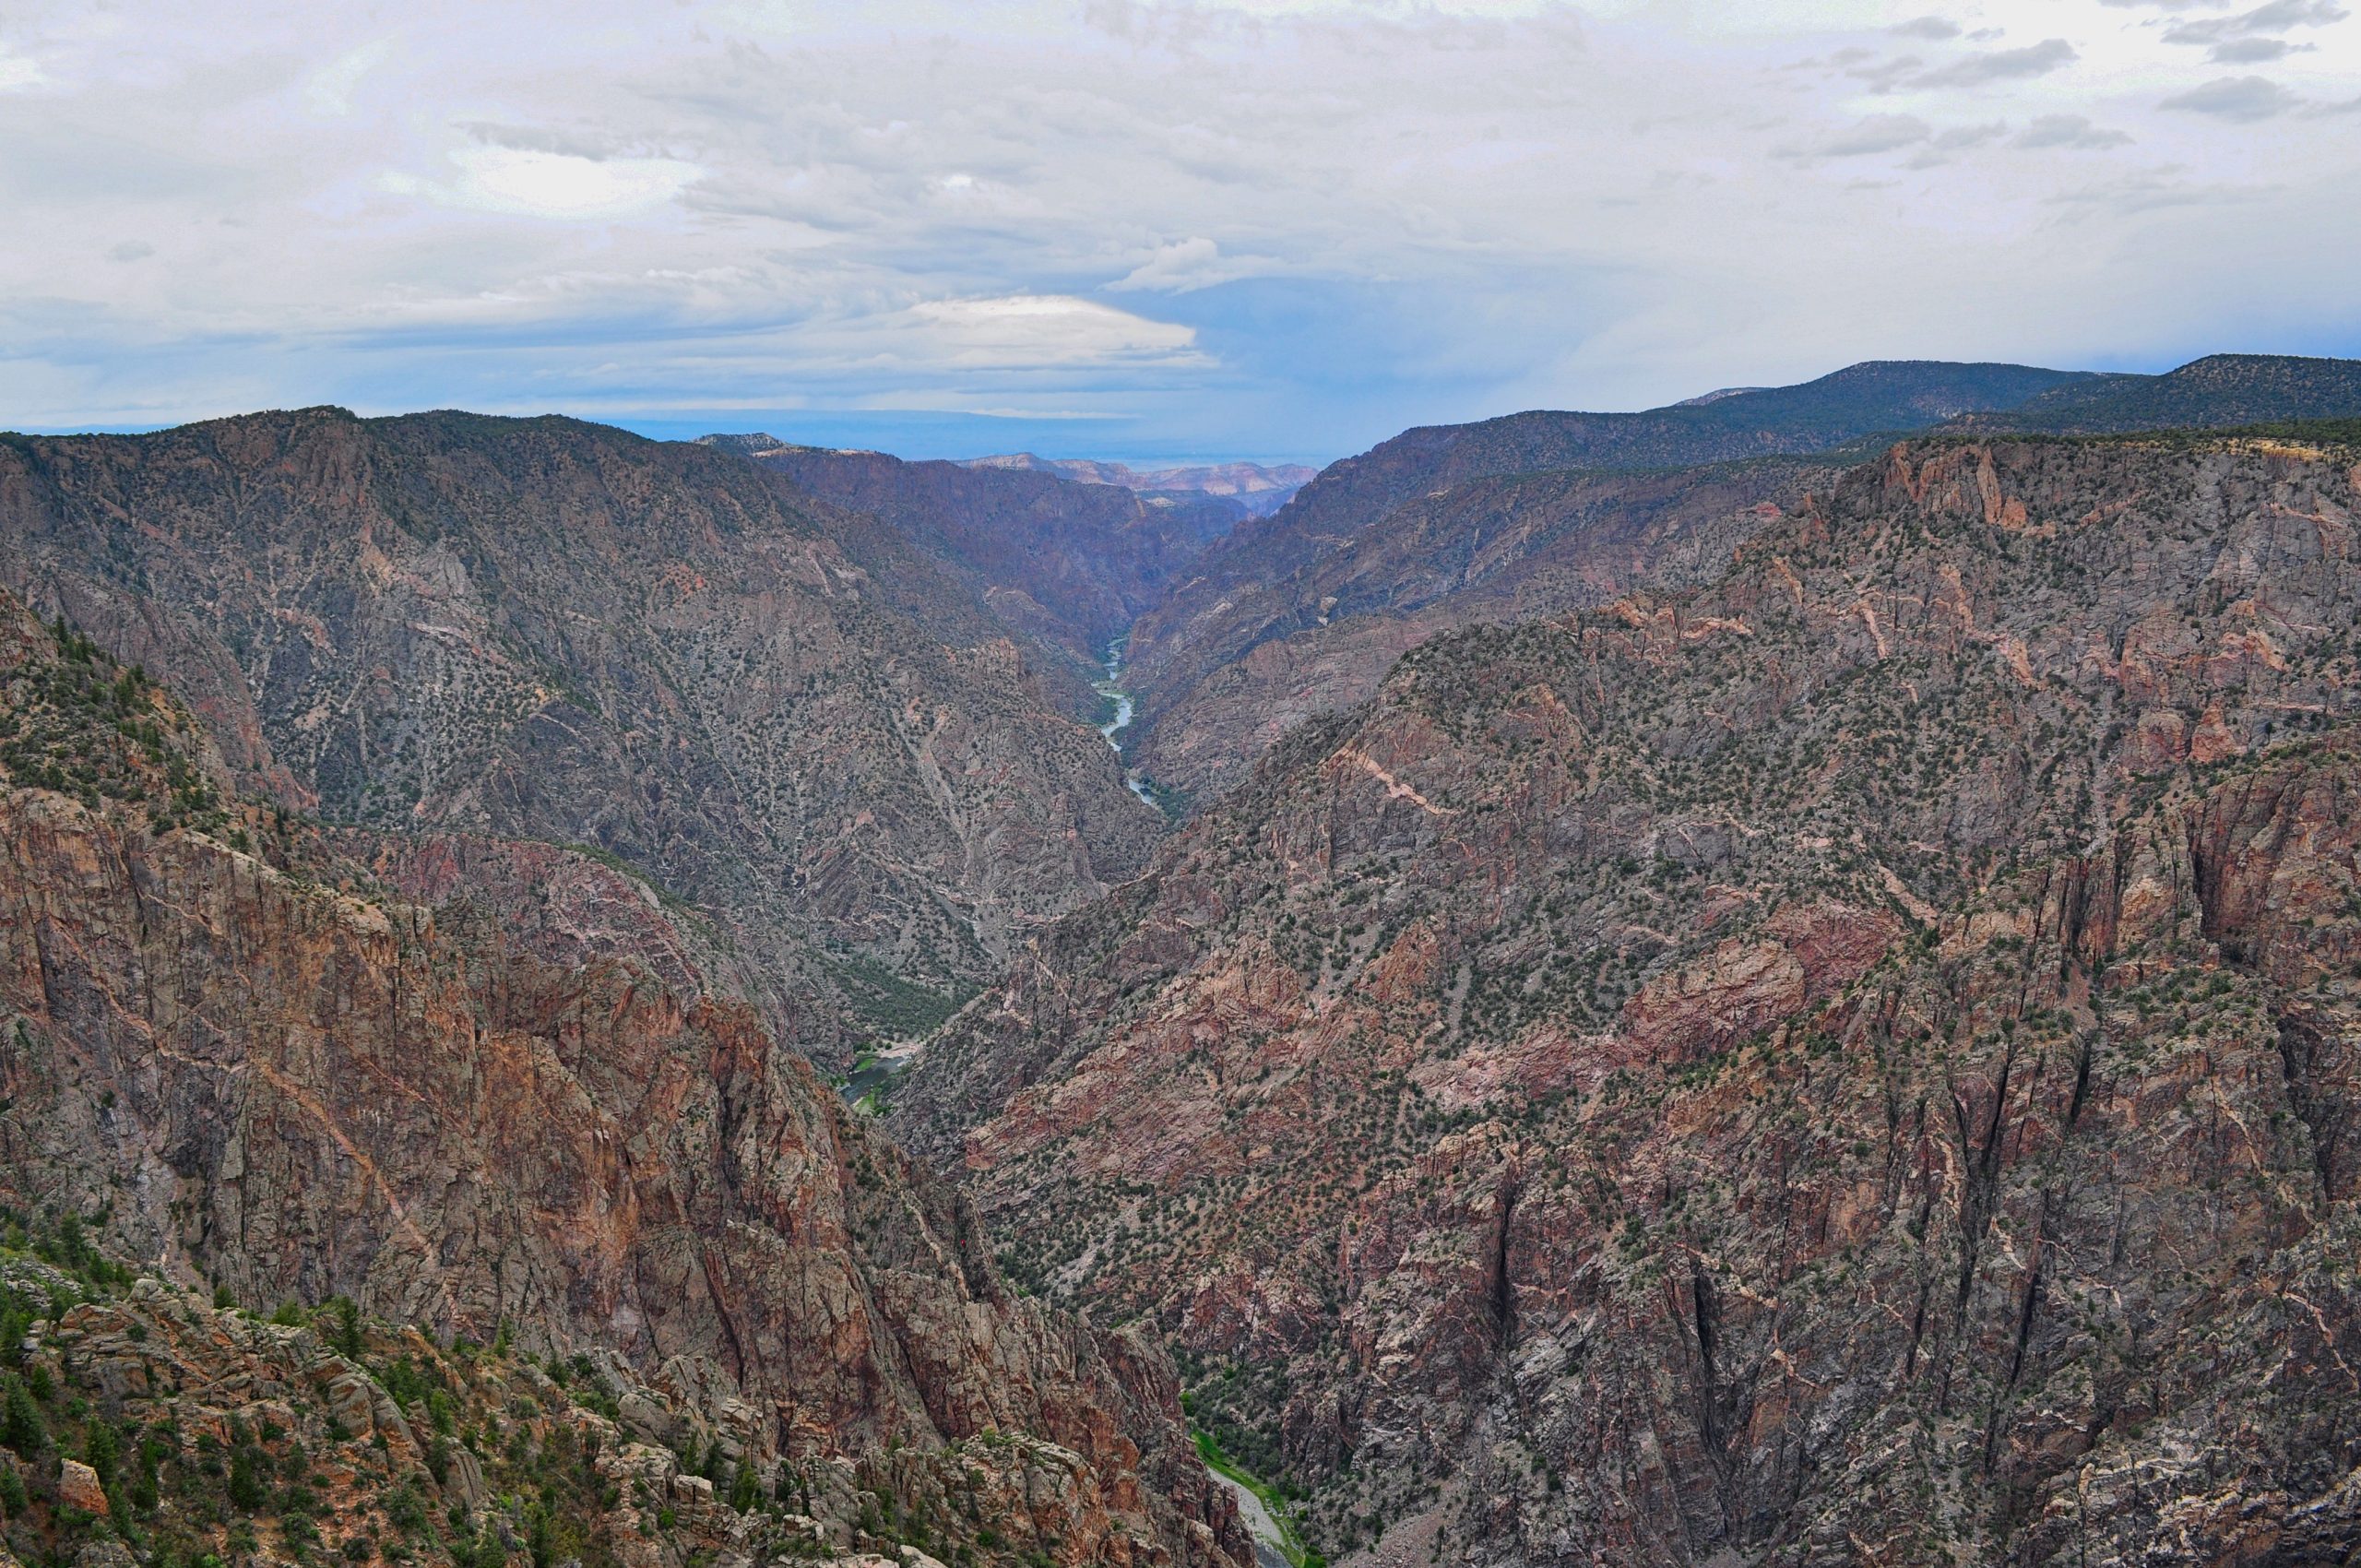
<box><xmin>3</xmin><ymin>1262</ymin><xmax>1202</xmax><ymax>1568</ymax></box>
<box><xmin>895</xmin><ymin>433</ymin><xmax>2361</xmax><ymax>1563</ymax></box>
<box><xmin>1125</xmin><ymin>361</ymin><xmax>2090</xmax><ymax>732</ymax></box>
<box><xmin>0</xmin><ymin>595</ymin><xmax>1247</xmax><ymax>1568</ymax></box>
<box><xmin>0</xmin><ymin>410</ymin><xmax>1161</xmax><ymax>1062</ymax></box>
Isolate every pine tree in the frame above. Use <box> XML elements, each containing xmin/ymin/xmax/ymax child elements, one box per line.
<box><xmin>0</xmin><ymin>1374</ymin><xmax>44</xmax><ymax>1457</ymax></box>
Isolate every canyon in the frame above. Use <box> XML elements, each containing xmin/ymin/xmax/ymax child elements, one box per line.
<box><xmin>6</xmin><ymin>356</ymin><xmax>2361</xmax><ymax>1568</ymax></box>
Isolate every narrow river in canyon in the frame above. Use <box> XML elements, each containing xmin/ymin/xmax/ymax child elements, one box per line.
<box><xmin>1095</xmin><ymin>637</ymin><xmax>1156</xmax><ymax>804</ymax></box>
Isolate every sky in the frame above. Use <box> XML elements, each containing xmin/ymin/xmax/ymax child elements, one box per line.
<box><xmin>3</xmin><ymin>0</ymin><xmax>2358</xmax><ymax>465</ymax></box>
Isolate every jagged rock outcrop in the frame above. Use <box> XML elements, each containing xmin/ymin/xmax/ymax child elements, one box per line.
<box><xmin>0</xmin><ymin>1256</ymin><xmax>1209</xmax><ymax>1568</ymax></box>
<box><xmin>896</xmin><ymin>432</ymin><xmax>2361</xmax><ymax>1563</ymax></box>
<box><xmin>0</xmin><ymin>593</ymin><xmax>1248</xmax><ymax>1568</ymax></box>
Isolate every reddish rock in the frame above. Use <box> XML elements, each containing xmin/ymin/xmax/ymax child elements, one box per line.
<box><xmin>55</xmin><ymin>1459</ymin><xmax>107</xmax><ymax>1515</ymax></box>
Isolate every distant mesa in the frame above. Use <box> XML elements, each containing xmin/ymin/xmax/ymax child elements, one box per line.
<box><xmin>695</xmin><ymin>434</ymin><xmax>1317</xmax><ymax>517</ymax></box>
<box><xmin>959</xmin><ymin>451</ymin><xmax>1319</xmax><ymax>516</ymax></box>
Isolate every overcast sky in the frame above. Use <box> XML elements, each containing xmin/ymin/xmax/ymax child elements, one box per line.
<box><xmin>4</xmin><ymin>0</ymin><xmax>2357</xmax><ymax>462</ymax></box>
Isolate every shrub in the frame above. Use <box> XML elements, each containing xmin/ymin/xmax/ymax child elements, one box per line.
<box><xmin>228</xmin><ymin>1447</ymin><xmax>268</xmax><ymax>1509</ymax></box>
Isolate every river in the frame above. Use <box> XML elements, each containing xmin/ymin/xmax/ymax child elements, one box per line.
<box><xmin>1208</xmin><ymin>1470</ymin><xmax>1296</xmax><ymax>1568</ymax></box>
<box><xmin>1094</xmin><ymin>638</ymin><xmax>1156</xmax><ymax>804</ymax></box>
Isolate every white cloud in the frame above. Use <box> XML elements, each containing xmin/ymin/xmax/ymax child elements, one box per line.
<box><xmin>905</xmin><ymin>295</ymin><xmax>1204</xmax><ymax>369</ymax></box>
<box><xmin>304</xmin><ymin>39</ymin><xmax>389</xmax><ymax>116</ymax></box>
<box><xmin>0</xmin><ymin>50</ymin><xmax>45</xmax><ymax>91</ymax></box>
<box><xmin>379</xmin><ymin>147</ymin><xmax>703</xmax><ymax>220</ymax></box>
<box><xmin>1107</xmin><ymin>237</ymin><xmax>1272</xmax><ymax>292</ymax></box>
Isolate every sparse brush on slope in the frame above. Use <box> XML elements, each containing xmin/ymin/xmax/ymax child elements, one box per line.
<box><xmin>895</xmin><ymin>431</ymin><xmax>2361</xmax><ymax>1565</ymax></box>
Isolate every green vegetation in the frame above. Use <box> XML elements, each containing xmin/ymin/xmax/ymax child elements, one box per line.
<box><xmin>0</xmin><ymin>1207</ymin><xmax>736</xmax><ymax>1568</ymax></box>
<box><xmin>0</xmin><ymin>1206</ymin><xmax>1081</xmax><ymax>1568</ymax></box>
<box><xmin>1191</xmin><ymin>1424</ymin><xmax>1318</xmax><ymax>1568</ymax></box>
<box><xmin>0</xmin><ymin>616</ymin><xmax>229</xmax><ymax>836</ymax></box>
<box><xmin>827</xmin><ymin>955</ymin><xmax>973</xmax><ymax>1042</ymax></box>
<box><xmin>1132</xmin><ymin>773</ymin><xmax>1192</xmax><ymax>822</ymax></box>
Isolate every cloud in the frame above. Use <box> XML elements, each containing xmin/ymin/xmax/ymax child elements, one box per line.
<box><xmin>2208</xmin><ymin>36</ymin><xmax>2305</xmax><ymax>58</ymax></box>
<box><xmin>1848</xmin><ymin>53</ymin><xmax>1929</xmax><ymax>93</ymax></box>
<box><xmin>1913</xmin><ymin>38</ymin><xmax>2078</xmax><ymax>89</ymax></box>
<box><xmin>1890</xmin><ymin>17</ymin><xmax>1961</xmax><ymax>40</ymax></box>
<box><xmin>304</xmin><ymin>40</ymin><xmax>389</xmax><ymax>116</ymax></box>
<box><xmin>1785</xmin><ymin>113</ymin><xmax>1935</xmax><ymax>161</ymax></box>
<box><xmin>904</xmin><ymin>295</ymin><xmax>1204</xmax><ymax>369</ymax></box>
<box><xmin>0</xmin><ymin>49</ymin><xmax>46</xmax><ymax>92</ymax></box>
<box><xmin>1906</xmin><ymin>122</ymin><xmax>2010</xmax><ymax>168</ymax></box>
<box><xmin>2043</xmin><ymin>170</ymin><xmax>2272</xmax><ymax>215</ymax></box>
<box><xmin>2016</xmin><ymin>114</ymin><xmax>2135</xmax><ymax>149</ymax></box>
<box><xmin>1</xmin><ymin>0</ymin><xmax>2357</xmax><ymax>459</ymax></box>
<box><xmin>382</xmin><ymin>147</ymin><xmax>704</xmax><ymax>220</ymax></box>
<box><xmin>2163</xmin><ymin>0</ymin><xmax>2347</xmax><ymax>42</ymax></box>
<box><xmin>1107</xmin><ymin>237</ymin><xmax>1273</xmax><ymax>293</ymax></box>
<box><xmin>107</xmin><ymin>240</ymin><xmax>154</xmax><ymax>263</ymax></box>
<box><xmin>2159</xmin><ymin>74</ymin><xmax>2304</xmax><ymax>118</ymax></box>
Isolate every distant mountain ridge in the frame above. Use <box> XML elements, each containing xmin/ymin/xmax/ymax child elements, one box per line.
<box><xmin>959</xmin><ymin>452</ymin><xmax>1319</xmax><ymax>516</ymax></box>
<box><xmin>1125</xmin><ymin>360</ymin><xmax>2095</xmax><ymax>706</ymax></box>
<box><xmin>1952</xmin><ymin>351</ymin><xmax>2361</xmax><ymax>435</ymax></box>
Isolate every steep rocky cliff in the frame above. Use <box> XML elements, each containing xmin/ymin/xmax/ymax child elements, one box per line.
<box><xmin>896</xmin><ymin>432</ymin><xmax>2361</xmax><ymax>1563</ymax></box>
<box><xmin>0</xmin><ymin>1229</ymin><xmax>1234</xmax><ymax>1568</ymax></box>
<box><xmin>0</xmin><ymin>595</ymin><xmax>1247</xmax><ymax>1568</ymax></box>
<box><xmin>0</xmin><ymin>410</ymin><xmax>1161</xmax><ymax>1063</ymax></box>
<box><xmin>721</xmin><ymin>437</ymin><xmax>1241</xmax><ymax>691</ymax></box>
